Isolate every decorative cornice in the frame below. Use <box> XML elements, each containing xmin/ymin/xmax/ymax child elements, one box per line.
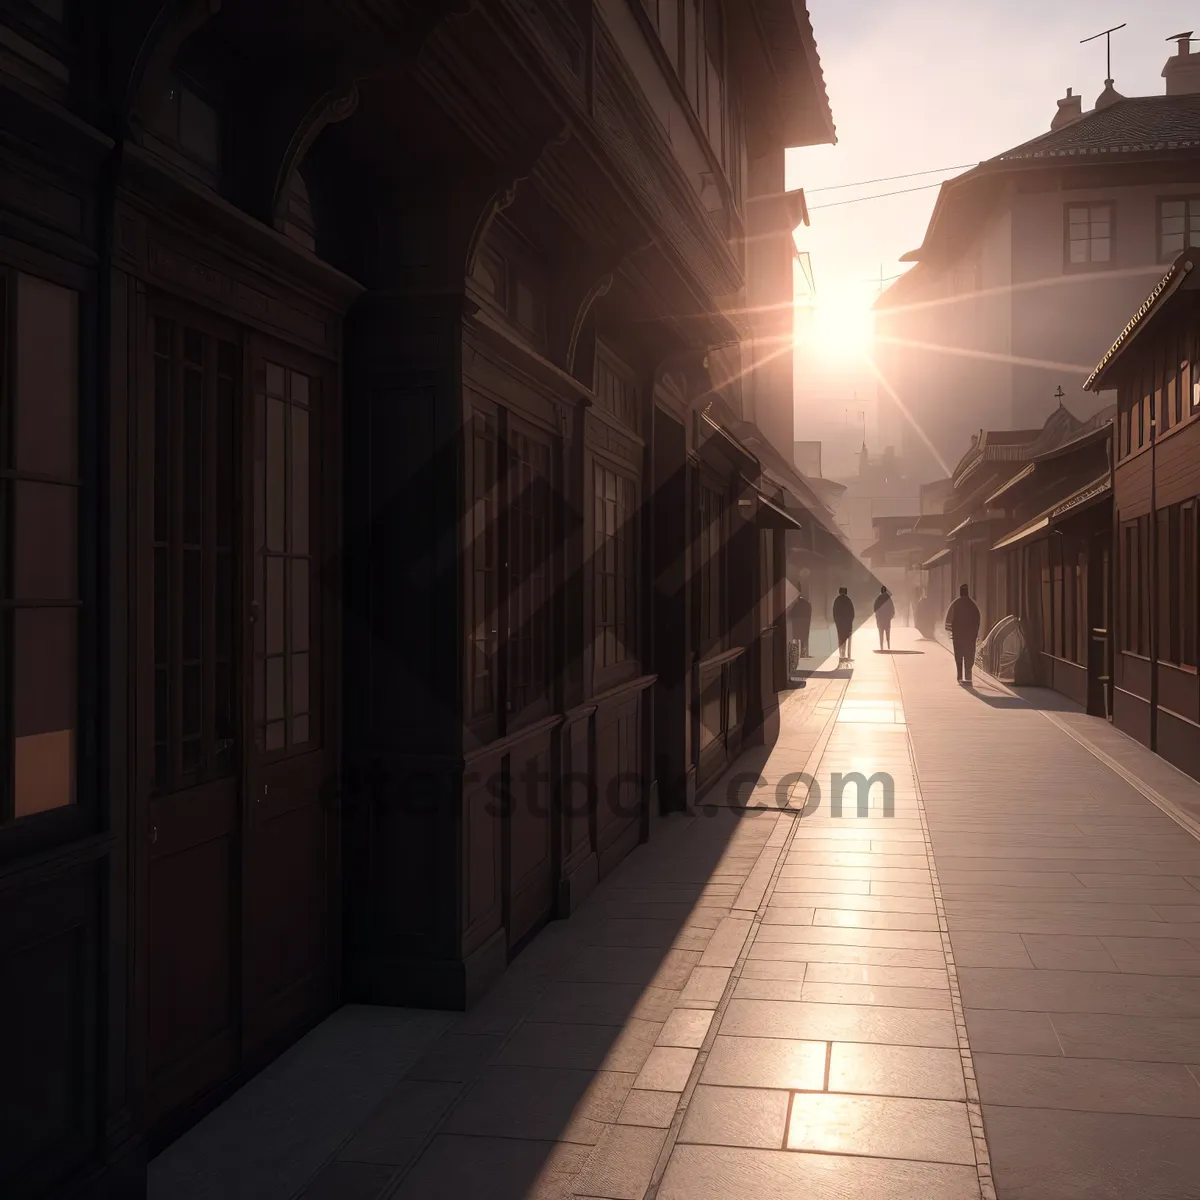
<box><xmin>1085</xmin><ymin>257</ymin><xmax>1192</xmax><ymax>390</ymax></box>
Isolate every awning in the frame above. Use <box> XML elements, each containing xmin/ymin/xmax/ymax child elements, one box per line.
<box><xmin>921</xmin><ymin>548</ymin><xmax>951</xmax><ymax>569</ymax></box>
<box><xmin>991</xmin><ymin>473</ymin><xmax>1111</xmax><ymax>552</ymax></box>
<box><xmin>985</xmin><ymin>462</ymin><xmax>1035</xmax><ymax>505</ymax></box>
<box><xmin>1050</xmin><ymin>473</ymin><xmax>1111</xmax><ymax>521</ymax></box>
<box><xmin>700</xmin><ymin>410</ymin><xmax>759</xmax><ymax>471</ymax></box>
<box><xmin>992</xmin><ymin>515</ymin><xmax>1048</xmax><ymax>551</ymax></box>
<box><xmin>752</xmin><ymin>487</ymin><xmax>803</xmax><ymax>530</ymax></box>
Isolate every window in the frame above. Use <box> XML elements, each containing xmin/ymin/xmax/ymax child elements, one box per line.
<box><xmin>1065</xmin><ymin>203</ymin><xmax>1112</xmax><ymax>266</ymax></box>
<box><xmin>1039</xmin><ymin>553</ymin><xmax>1052</xmax><ymax>655</ymax></box>
<box><xmin>467</xmin><ymin>231</ymin><xmax>547</xmax><ymax>348</ymax></box>
<box><xmin>1158</xmin><ymin>197</ymin><xmax>1200</xmax><ymax>260</ymax></box>
<box><xmin>152</xmin><ymin>319</ymin><xmax>239</xmax><ymax>788</ymax></box>
<box><xmin>1074</xmin><ymin>551</ymin><xmax>1087</xmax><ymax>665</ymax></box>
<box><xmin>1139</xmin><ymin>515</ymin><xmax>1151</xmax><ymax>655</ymax></box>
<box><xmin>595</xmin><ymin>347</ymin><xmax>640</xmax><ymax>432</ymax></box>
<box><xmin>1121</xmin><ymin>522</ymin><xmax>1138</xmax><ymax>654</ymax></box>
<box><xmin>508</xmin><ymin>427</ymin><xmax>553</xmax><ymax>715</ymax></box>
<box><xmin>1159</xmin><ymin>508</ymin><xmax>1174</xmax><ymax>663</ymax></box>
<box><xmin>252</xmin><ymin>362</ymin><xmax>316</xmax><ymax>756</ymax></box>
<box><xmin>702</xmin><ymin>0</ymin><xmax>725</xmax><ymax>160</ymax></box>
<box><xmin>149</xmin><ymin>73</ymin><xmax>221</xmax><ymax>181</ymax></box>
<box><xmin>698</xmin><ymin>482</ymin><xmax>725</xmax><ymax>647</ymax></box>
<box><xmin>467</xmin><ymin>412</ymin><xmax>498</xmax><ymax>723</ymax></box>
<box><xmin>1</xmin><ymin>271</ymin><xmax>80</xmax><ymax>823</ymax></box>
<box><xmin>1183</xmin><ymin>502</ymin><xmax>1197</xmax><ymax>669</ymax></box>
<box><xmin>594</xmin><ymin>464</ymin><xmax>637</xmax><ymax>671</ymax></box>
<box><xmin>1052</xmin><ymin>543</ymin><xmax>1064</xmax><ymax>657</ymax></box>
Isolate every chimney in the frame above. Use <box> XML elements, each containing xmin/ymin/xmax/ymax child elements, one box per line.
<box><xmin>1051</xmin><ymin>87</ymin><xmax>1083</xmax><ymax>131</ymax></box>
<box><xmin>1164</xmin><ymin>32</ymin><xmax>1200</xmax><ymax>95</ymax></box>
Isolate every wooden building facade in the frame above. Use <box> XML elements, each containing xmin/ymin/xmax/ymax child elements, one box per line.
<box><xmin>1087</xmin><ymin>250</ymin><xmax>1200</xmax><ymax>780</ymax></box>
<box><xmin>0</xmin><ymin>1</ymin><xmax>834</xmax><ymax>1197</ymax></box>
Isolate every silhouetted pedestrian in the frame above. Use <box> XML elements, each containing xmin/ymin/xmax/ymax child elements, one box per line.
<box><xmin>873</xmin><ymin>585</ymin><xmax>895</xmax><ymax>651</ymax></box>
<box><xmin>945</xmin><ymin>583</ymin><xmax>981</xmax><ymax>685</ymax></box>
<box><xmin>832</xmin><ymin>587</ymin><xmax>855</xmax><ymax>664</ymax></box>
<box><xmin>794</xmin><ymin>588</ymin><xmax>812</xmax><ymax>659</ymax></box>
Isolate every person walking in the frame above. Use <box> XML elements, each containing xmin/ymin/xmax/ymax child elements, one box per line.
<box><xmin>873</xmin><ymin>585</ymin><xmax>896</xmax><ymax>651</ymax></box>
<box><xmin>945</xmin><ymin>583</ymin><xmax>982</xmax><ymax>685</ymax></box>
<box><xmin>794</xmin><ymin>587</ymin><xmax>812</xmax><ymax>659</ymax></box>
<box><xmin>832</xmin><ymin>586</ymin><xmax>855</xmax><ymax>664</ymax></box>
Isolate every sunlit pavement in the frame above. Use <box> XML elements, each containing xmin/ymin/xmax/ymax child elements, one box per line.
<box><xmin>152</xmin><ymin>625</ymin><xmax>1200</xmax><ymax>1200</ymax></box>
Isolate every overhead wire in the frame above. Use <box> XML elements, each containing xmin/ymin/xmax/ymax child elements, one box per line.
<box><xmin>805</xmin><ymin>162</ymin><xmax>979</xmax><ymax>193</ymax></box>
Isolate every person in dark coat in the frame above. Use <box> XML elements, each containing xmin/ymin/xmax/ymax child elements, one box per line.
<box><xmin>794</xmin><ymin>588</ymin><xmax>812</xmax><ymax>659</ymax></box>
<box><xmin>832</xmin><ymin>586</ymin><xmax>855</xmax><ymax>664</ymax></box>
<box><xmin>873</xmin><ymin>585</ymin><xmax>896</xmax><ymax>651</ymax></box>
<box><xmin>945</xmin><ymin>583</ymin><xmax>982</xmax><ymax>684</ymax></box>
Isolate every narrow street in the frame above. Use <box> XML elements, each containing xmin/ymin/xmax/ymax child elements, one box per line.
<box><xmin>153</xmin><ymin>627</ymin><xmax>1200</xmax><ymax>1200</ymax></box>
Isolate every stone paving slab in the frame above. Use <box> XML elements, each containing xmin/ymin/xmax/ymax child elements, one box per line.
<box><xmin>897</xmin><ymin>629</ymin><xmax>1200</xmax><ymax>1199</ymax></box>
<box><xmin>156</xmin><ymin>625</ymin><xmax>1200</xmax><ymax>1199</ymax></box>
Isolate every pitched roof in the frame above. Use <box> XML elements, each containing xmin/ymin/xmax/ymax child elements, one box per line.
<box><xmin>754</xmin><ymin>0</ymin><xmax>837</xmax><ymax>147</ymax></box>
<box><xmin>903</xmin><ymin>94</ymin><xmax>1200</xmax><ymax>264</ymax></box>
<box><xmin>992</xmin><ymin>94</ymin><xmax>1200</xmax><ymax>163</ymax></box>
<box><xmin>1085</xmin><ymin>253</ymin><xmax>1195</xmax><ymax>389</ymax></box>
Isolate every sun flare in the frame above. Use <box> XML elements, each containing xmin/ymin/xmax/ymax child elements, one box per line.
<box><xmin>798</xmin><ymin>291</ymin><xmax>875</xmax><ymax>362</ymax></box>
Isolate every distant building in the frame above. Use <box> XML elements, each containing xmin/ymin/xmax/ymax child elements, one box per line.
<box><xmin>875</xmin><ymin>34</ymin><xmax>1200</xmax><ymax>482</ymax></box>
<box><xmin>920</xmin><ymin>404</ymin><xmax>1114</xmax><ymax>710</ymax></box>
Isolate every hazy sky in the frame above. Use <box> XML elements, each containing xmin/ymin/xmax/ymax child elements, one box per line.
<box><xmin>786</xmin><ymin>0</ymin><xmax>1199</xmax><ymax>310</ymax></box>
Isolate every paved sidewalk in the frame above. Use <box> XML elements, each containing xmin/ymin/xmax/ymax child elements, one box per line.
<box><xmin>897</xmin><ymin>633</ymin><xmax>1200</xmax><ymax>1200</ymax></box>
<box><xmin>151</xmin><ymin>627</ymin><xmax>1200</xmax><ymax>1200</ymax></box>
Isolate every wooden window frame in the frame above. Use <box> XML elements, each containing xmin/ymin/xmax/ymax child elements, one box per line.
<box><xmin>594</xmin><ymin>344</ymin><xmax>641</xmax><ymax>434</ymax></box>
<box><xmin>467</xmin><ymin>223</ymin><xmax>549</xmax><ymax>351</ymax></box>
<box><xmin>506</xmin><ymin>416</ymin><xmax>556</xmax><ymax>725</ymax></box>
<box><xmin>1157</xmin><ymin>195</ymin><xmax>1200</xmax><ymax>262</ymax></box>
<box><xmin>592</xmin><ymin>458</ymin><xmax>639</xmax><ymax>686</ymax></box>
<box><xmin>697</xmin><ymin>477</ymin><xmax>727</xmax><ymax>655</ymax></box>
<box><xmin>150</xmin><ymin>312</ymin><xmax>241</xmax><ymax>792</ymax></box>
<box><xmin>250</xmin><ymin>351</ymin><xmax>324</xmax><ymax>763</ymax></box>
<box><xmin>1159</xmin><ymin>507</ymin><xmax>1176</xmax><ymax>665</ymax></box>
<box><xmin>466</xmin><ymin>405</ymin><xmax>500</xmax><ymax>733</ymax></box>
<box><xmin>0</xmin><ymin>260</ymin><xmax>93</xmax><ymax>854</ymax></box>
<box><xmin>1182</xmin><ymin>501</ymin><xmax>1198</xmax><ymax>669</ymax></box>
<box><xmin>1120</xmin><ymin>520</ymin><xmax>1138</xmax><ymax>655</ymax></box>
<box><xmin>1063</xmin><ymin>202</ymin><xmax>1114</xmax><ymax>271</ymax></box>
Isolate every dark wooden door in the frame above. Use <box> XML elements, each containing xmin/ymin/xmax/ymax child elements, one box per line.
<box><xmin>144</xmin><ymin>312</ymin><xmax>338</xmax><ymax>1131</ymax></box>
<box><xmin>240</xmin><ymin>348</ymin><xmax>338</xmax><ymax>1057</ymax></box>
<box><xmin>145</xmin><ymin>315</ymin><xmax>242</xmax><ymax>1124</ymax></box>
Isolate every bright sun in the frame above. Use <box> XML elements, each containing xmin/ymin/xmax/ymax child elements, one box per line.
<box><xmin>799</xmin><ymin>292</ymin><xmax>875</xmax><ymax>362</ymax></box>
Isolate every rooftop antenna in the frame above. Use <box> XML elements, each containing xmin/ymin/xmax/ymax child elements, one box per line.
<box><xmin>1081</xmin><ymin>22</ymin><xmax>1126</xmax><ymax>87</ymax></box>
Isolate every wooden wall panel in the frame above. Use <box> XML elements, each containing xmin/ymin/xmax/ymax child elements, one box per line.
<box><xmin>1051</xmin><ymin>659</ymin><xmax>1088</xmax><ymax>709</ymax></box>
<box><xmin>1159</xmin><ymin>663</ymin><xmax>1200</xmax><ymax>725</ymax></box>
<box><xmin>1114</xmin><ymin>451</ymin><xmax>1153</xmax><ymax>517</ymax></box>
<box><xmin>1119</xmin><ymin>653</ymin><xmax>1151</xmax><ymax>700</ymax></box>
<box><xmin>1158</xmin><ymin>709</ymin><xmax>1200</xmax><ymax>782</ymax></box>
<box><xmin>0</xmin><ymin>863</ymin><xmax>99</xmax><ymax>1199</ymax></box>
<box><xmin>1114</xmin><ymin>687</ymin><xmax>1152</xmax><ymax>749</ymax></box>
<box><xmin>561</xmin><ymin>717</ymin><xmax>592</xmax><ymax>882</ymax></box>
<box><xmin>508</xmin><ymin>733</ymin><xmax>554</xmax><ymax>949</ymax></box>
<box><xmin>595</xmin><ymin>696</ymin><xmax>641</xmax><ymax>879</ymax></box>
<box><xmin>1156</xmin><ymin>423</ymin><xmax>1200</xmax><ymax>510</ymax></box>
<box><xmin>462</xmin><ymin>759</ymin><xmax>503</xmax><ymax>957</ymax></box>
